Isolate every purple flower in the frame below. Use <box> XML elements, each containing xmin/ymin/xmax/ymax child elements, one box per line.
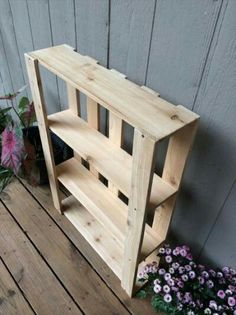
<box><xmin>209</xmin><ymin>269</ymin><xmax>216</xmax><ymax>277</ymax></box>
<box><xmin>165</xmin><ymin>248</ymin><xmax>172</xmax><ymax>255</ymax></box>
<box><xmin>163</xmin><ymin>284</ymin><xmax>170</xmax><ymax>293</ymax></box>
<box><xmin>172</xmin><ymin>262</ymin><xmax>179</xmax><ymax>269</ymax></box>
<box><xmin>169</xmin><ymin>267</ymin><xmax>175</xmax><ymax>274</ymax></box>
<box><xmin>153</xmin><ymin>279</ymin><xmax>160</xmax><ymax>285</ymax></box>
<box><xmin>167</xmin><ymin>278</ymin><xmax>175</xmax><ymax>287</ymax></box>
<box><xmin>180</xmin><ymin>248</ymin><xmax>187</xmax><ymax>257</ymax></box>
<box><xmin>217</xmin><ymin>272</ymin><xmax>223</xmax><ymax>278</ymax></box>
<box><xmin>222</xmin><ymin>266</ymin><xmax>230</xmax><ymax>274</ymax></box>
<box><xmin>230</xmin><ymin>268</ymin><xmax>236</xmax><ymax>276</ymax></box>
<box><xmin>164</xmin><ymin>273</ymin><xmax>171</xmax><ymax>281</ymax></box>
<box><xmin>185</xmin><ymin>265</ymin><xmax>192</xmax><ymax>272</ymax></box>
<box><xmin>165</xmin><ymin>255</ymin><xmax>172</xmax><ymax>263</ymax></box>
<box><xmin>181</xmin><ymin>274</ymin><xmax>188</xmax><ymax>282</ymax></box>
<box><xmin>179</xmin><ymin>266</ymin><xmax>185</xmax><ymax>274</ymax></box>
<box><xmin>158</xmin><ymin>268</ymin><xmax>166</xmax><ymax>275</ymax></box>
<box><xmin>225</xmin><ymin>289</ymin><xmax>233</xmax><ymax>295</ymax></box>
<box><xmin>206</xmin><ymin>280</ymin><xmax>214</xmax><ymax>288</ymax></box>
<box><xmin>154</xmin><ymin>284</ymin><xmax>161</xmax><ymax>293</ymax></box>
<box><xmin>217</xmin><ymin>290</ymin><xmax>225</xmax><ymax>299</ymax></box>
<box><xmin>173</xmin><ymin>248</ymin><xmax>180</xmax><ymax>256</ymax></box>
<box><xmin>177</xmin><ymin>292</ymin><xmax>183</xmax><ymax>300</ymax></box>
<box><xmin>164</xmin><ymin>293</ymin><xmax>172</xmax><ymax>303</ymax></box>
<box><xmin>186</xmin><ymin>253</ymin><xmax>193</xmax><ymax>261</ymax></box>
<box><xmin>159</xmin><ymin>247</ymin><xmax>165</xmax><ymax>254</ymax></box>
<box><xmin>177</xmin><ymin>280</ymin><xmax>184</xmax><ymax>288</ymax></box>
<box><xmin>209</xmin><ymin>300</ymin><xmax>217</xmax><ymax>310</ymax></box>
<box><xmin>198</xmin><ymin>276</ymin><xmax>205</xmax><ymax>285</ymax></box>
<box><xmin>202</xmin><ymin>271</ymin><xmax>209</xmax><ymax>279</ymax></box>
<box><xmin>189</xmin><ymin>271</ymin><xmax>196</xmax><ymax>279</ymax></box>
<box><xmin>228</xmin><ymin>297</ymin><xmax>235</xmax><ymax>307</ymax></box>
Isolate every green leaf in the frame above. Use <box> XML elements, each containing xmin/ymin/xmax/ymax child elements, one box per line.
<box><xmin>136</xmin><ymin>289</ymin><xmax>147</xmax><ymax>299</ymax></box>
<box><xmin>18</xmin><ymin>97</ymin><xmax>30</xmax><ymax>111</ymax></box>
<box><xmin>0</xmin><ymin>165</ymin><xmax>13</xmax><ymax>192</ymax></box>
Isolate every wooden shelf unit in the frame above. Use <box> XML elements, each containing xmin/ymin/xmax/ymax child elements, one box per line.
<box><xmin>25</xmin><ymin>44</ymin><xmax>199</xmax><ymax>297</ymax></box>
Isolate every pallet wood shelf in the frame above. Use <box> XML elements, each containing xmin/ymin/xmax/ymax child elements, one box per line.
<box><xmin>25</xmin><ymin>44</ymin><xmax>199</xmax><ymax>297</ymax></box>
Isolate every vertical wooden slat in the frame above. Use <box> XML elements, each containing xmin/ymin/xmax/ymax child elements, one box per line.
<box><xmin>152</xmin><ymin>121</ymin><xmax>198</xmax><ymax>239</ymax></box>
<box><xmin>122</xmin><ymin>129</ymin><xmax>156</xmax><ymax>296</ymax></box>
<box><xmin>67</xmin><ymin>83</ymin><xmax>81</xmax><ymax>162</ymax></box>
<box><xmin>108</xmin><ymin>69</ymin><xmax>126</xmax><ymax>194</ymax></box>
<box><xmin>25</xmin><ymin>54</ymin><xmax>61</xmax><ymax>213</ymax></box>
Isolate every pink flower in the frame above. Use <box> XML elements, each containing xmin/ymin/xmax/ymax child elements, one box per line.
<box><xmin>217</xmin><ymin>290</ymin><xmax>225</xmax><ymax>299</ymax></box>
<box><xmin>180</xmin><ymin>249</ymin><xmax>187</xmax><ymax>257</ymax></box>
<box><xmin>228</xmin><ymin>297</ymin><xmax>236</xmax><ymax>307</ymax></box>
<box><xmin>164</xmin><ymin>294</ymin><xmax>172</xmax><ymax>303</ymax></box>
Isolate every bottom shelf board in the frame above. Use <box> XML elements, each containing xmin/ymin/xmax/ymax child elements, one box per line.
<box><xmin>57</xmin><ymin>158</ymin><xmax>164</xmax><ymax>261</ymax></box>
<box><xmin>63</xmin><ymin>195</ymin><xmax>123</xmax><ymax>279</ymax></box>
<box><xmin>62</xmin><ymin>195</ymin><xmax>163</xmax><ymax>281</ymax></box>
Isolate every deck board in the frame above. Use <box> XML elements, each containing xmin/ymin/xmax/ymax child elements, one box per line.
<box><xmin>0</xmin><ymin>198</ymin><xmax>81</xmax><ymax>315</ymax></box>
<box><xmin>0</xmin><ymin>259</ymin><xmax>34</xmax><ymax>315</ymax></box>
<box><xmin>0</xmin><ymin>180</ymin><xmax>129</xmax><ymax>315</ymax></box>
<box><xmin>19</xmin><ymin>180</ymin><xmax>161</xmax><ymax>315</ymax></box>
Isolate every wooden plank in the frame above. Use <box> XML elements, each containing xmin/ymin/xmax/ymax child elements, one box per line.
<box><xmin>1</xmin><ymin>180</ymin><xmax>129</xmax><ymax>315</ymax></box>
<box><xmin>141</xmin><ymin>85</ymin><xmax>160</xmax><ymax>97</ymax></box>
<box><xmin>21</xmin><ymin>182</ymin><xmax>158</xmax><ymax>315</ymax></box>
<box><xmin>25</xmin><ymin>55</ymin><xmax>61</xmax><ymax>212</ymax></box>
<box><xmin>87</xmin><ymin>96</ymin><xmax>100</xmax><ymax>178</ymax></box>
<box><xmin>146</xmin><ymin>0</ymin><xmax>223</xmax><ymax>108</ymax></box>
<box><xmin>49</xmin><ymin>0</ymin><xmax>76</xmax><ymax>110</ymax></box>
<box><xmin>63</xmin><ymin>195</ymin><xmax>123</xmax><ymax>279</ymax></box>
<box><xmin>27</xmin><ymin>0</ymin><xmax>60</xmax><ymax>114</ymax></box>
<box><xmin>28</xmin><ymin>44</ymin><xmax>199</xmax><ymax>141</ymax></box>
<box><xmin>108</xmin><ymin>69</ymin><xmax>126</xmax><ymax>194</ymax></box>
<box><xmin>0</xmin><ymin>258</ymin><xmax>34</xmax><ymax>315</ymax></box>
<box><xmin>67</xmin><ymin>83</ymin><xmax>81</xmax><ymax>162</ymax></box>
<box><xmin>122</xmin><ymin>130</ymin><xmax>156</xmax><ymax>296</ymax></box>
<box><xmin>152</xmin><ymin>121</ymin><xmax>198</xmax><ymax>239</ymax></box>
<box><xmin>0</xmin><ymin>199</ymin><xmax>81</xmax><ymax>315</ymax></box>
<box><xmin>57</xmin><ymin>158</ymin><xmax>163</xmax><ymax>256</ymax></box>
<box><xmin>48</xmin><ymin>110</ymin><xmax>177</xmax><ymax>209</ymax></box>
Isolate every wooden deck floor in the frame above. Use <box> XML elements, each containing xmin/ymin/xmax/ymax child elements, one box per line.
<box><xmin>0</xmin><ymin>179</ymin><xmax>156</xmax><ymax>315</ymax></box>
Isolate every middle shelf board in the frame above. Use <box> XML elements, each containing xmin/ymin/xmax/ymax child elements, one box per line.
<box><xmin>48</xmin><ymin>109</ymin><xmax>177</xmax><ymax>209</ymax></box>
<box><xmin>57</xmin><ymin>157</ymin><xmax>164</xmax><ymax>259</ymax></box>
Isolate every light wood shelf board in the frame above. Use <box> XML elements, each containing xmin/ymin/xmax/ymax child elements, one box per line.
<box><xmin>49</xmin><ymin>110</ymin><xmax>177</xmax><ymax>209</ymax></box>
<box><xmin>27</xmin><ymin>44</ymin><xmax>199</xmax><ymax>140</ymax></box>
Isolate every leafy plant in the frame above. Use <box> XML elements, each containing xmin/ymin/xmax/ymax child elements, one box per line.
<box><xmin>137</xmin><ymin>244</ymin><xmax>236</xmax><ymax>315</ymax></box>
<box><xmin>0</xmin><ymin>85</ymin><xmax>37</xmax><ymax>192</ymax></box>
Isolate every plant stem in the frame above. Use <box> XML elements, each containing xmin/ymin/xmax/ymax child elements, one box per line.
<box><xmin>10</xmin><ymin>98</ymin><xmax>26</xmax><ymax>128</ymax></box>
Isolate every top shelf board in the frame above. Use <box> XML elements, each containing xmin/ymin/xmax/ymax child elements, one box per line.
<box><xmin>26</xmin><ymin>44</ymin><xmax>199</xmax><ymax>141</ymax></box>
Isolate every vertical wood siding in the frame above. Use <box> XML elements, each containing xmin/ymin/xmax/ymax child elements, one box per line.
<box><xmin>0</xmin><ymin>0</ymin><xmax>235</xmax><ymax>269</ymax></box>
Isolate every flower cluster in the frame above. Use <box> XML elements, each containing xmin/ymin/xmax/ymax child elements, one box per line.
<box><xmin>137</xmin><ymin>244</ymin><xmax>236</xmax><ymax>315</ymax></box>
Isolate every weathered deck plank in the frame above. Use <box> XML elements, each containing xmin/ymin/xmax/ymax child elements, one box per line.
<box><xmin>1</xmin><ymin>180</ymin><xmax>130</xmax><ymax>315</ymax></box>
<box><xmin>0</xmin><ymin>259</ymin><xmax>34</xmax><ymax>315</ymax></box>
<box><xmin>0</xmin><ymin>199</ymin><xmax>81</xmax><ymax>315</ymax></box>
<box><xmin>20</xmin><ymin>180</ymin><xmax>158</xmax><ymax>315</ymax></box>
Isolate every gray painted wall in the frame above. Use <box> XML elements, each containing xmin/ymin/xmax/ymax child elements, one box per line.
<box><xmin>0</xmin><ymin>0</ymin><xmax>235</xmax><ymax>269</ymax></box>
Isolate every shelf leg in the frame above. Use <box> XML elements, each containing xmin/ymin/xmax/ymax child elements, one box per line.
<box><xmin>25</xmin><ymin>54</ymin><xmax>62</xmax><ymax>213</ymax></box>
<box><xmin>66</xmin><ymin>83</ymin><xmax>82</xmax><ymax>162</ymax></box>
<box><xmin>152</xmin><ymin>121</ymin><xmax>199</xmax><ymax>238</ymax></box>
<box><xmin>122</xmin><ymin>129</ymin><xmax>156</xmax><ymax>296</ymax></box>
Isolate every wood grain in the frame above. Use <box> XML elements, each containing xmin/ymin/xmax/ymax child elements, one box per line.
<box><xmin>21</xmin><ymin>180</ymin><xmax>157</xmax><ymax>315</ymax></box>
<box><xmin>0</xmin><ymin>259</ymin><xmax>34</xmax><ymax>315</ymax></box>
<box><xmin>1</xmin><ymin>180</ymin><xmax>130</xmax><ymax>315</ymax></box>
<box><xmin>0</xmin><ymin>198</ymin><xmax>81</xmax><ymax>315</ymax></box>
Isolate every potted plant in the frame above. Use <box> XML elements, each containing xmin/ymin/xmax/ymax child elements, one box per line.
<box><xmin>138</xmin><ymin>244</ymin><xmax>236</xmax><ymax>314</ymax></box>
<box><xmin>0</xmin><ymin>86</ymin><xmax>72</xmax><ymax>192</ymax></box>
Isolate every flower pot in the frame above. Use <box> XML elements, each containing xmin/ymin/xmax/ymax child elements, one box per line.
<box><xmin>23</xmin><ymin>126</ymin><xmax>73</xmax><ymax>184</ymax></box>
